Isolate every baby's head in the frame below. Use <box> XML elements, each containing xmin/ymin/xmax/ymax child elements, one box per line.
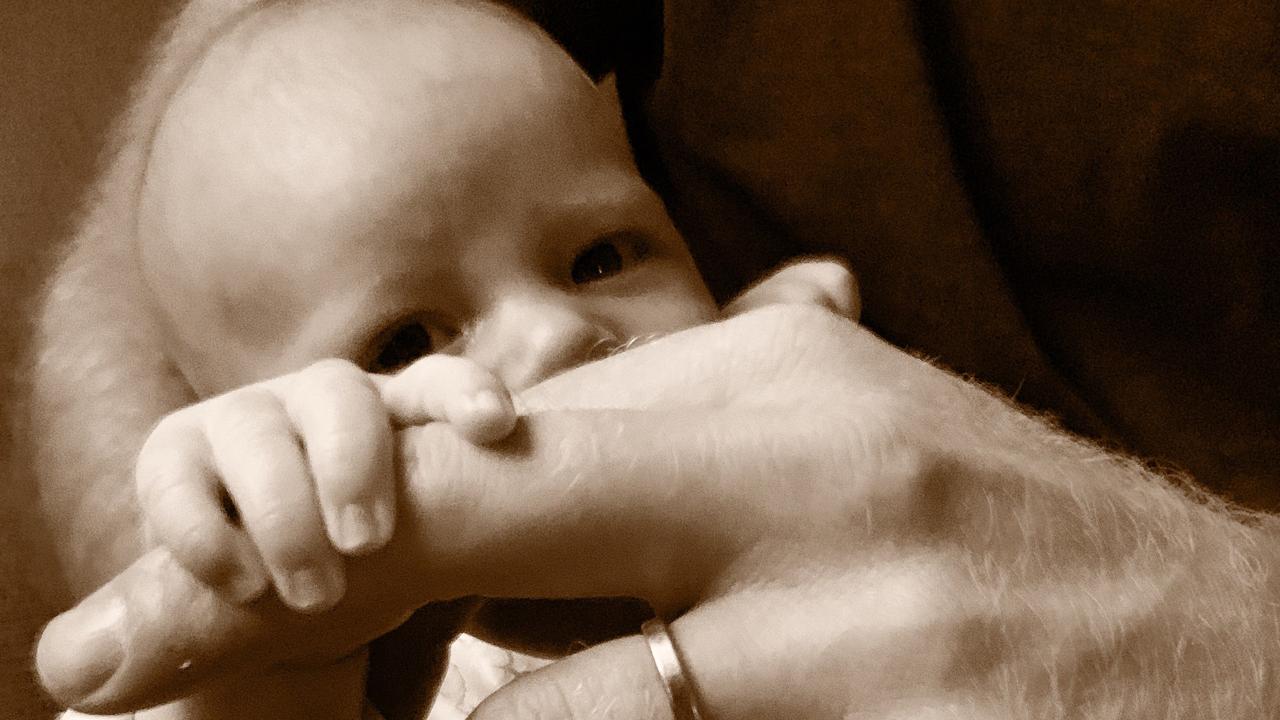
<box><xmin>136</xmin><ymin>0</ymin><xmax>714</xmax><ymax>396</ymax></box>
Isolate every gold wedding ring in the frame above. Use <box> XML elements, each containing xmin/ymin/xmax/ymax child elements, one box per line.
<box><xmin>641</xmin><ymin>617</ymin><xmax>704</xmax><ymax>720</ymax></box>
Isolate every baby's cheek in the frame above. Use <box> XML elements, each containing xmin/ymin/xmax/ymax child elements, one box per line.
<box><xmin>622</xmin><ymin>283</ymin><xmax>717</xmax><ymax>340</ymax></box>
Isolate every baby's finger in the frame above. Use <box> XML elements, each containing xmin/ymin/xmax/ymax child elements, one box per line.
<box><xmin>135</xmin><ymin>412</ymin><xmax>268</xmax><ymax>603</ymax></box>
<box><xmin>284</xmin><ymin>359</ymin><xmax>395</xmax><ymax>556</ymax></box>
<box><xmin>377</xmin><ymin>355</ymin><xmax>516</xmax><ymax>444</ymax></box>
<box><xmin>203</xmin><ymin>389</ymin><xmax>346</xmax><ymax>613</ymax></box>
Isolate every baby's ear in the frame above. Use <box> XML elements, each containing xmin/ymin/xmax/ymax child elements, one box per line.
<box><xmin>722</xmin><ymin>256</ymin><xmax>861</xmax><ymax>322</ymax></box>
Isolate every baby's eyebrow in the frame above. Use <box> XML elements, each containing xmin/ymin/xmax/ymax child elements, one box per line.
<box><xmin>542</xmin><ymin>175</ymin><xmax>661</xmax><ymax>231</ymax></box>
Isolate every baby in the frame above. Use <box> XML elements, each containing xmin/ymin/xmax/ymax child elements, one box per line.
<box><xmin>116</xmin><ymin>0</ymin><xmax>856</xmax><ymax>716</ymax></box>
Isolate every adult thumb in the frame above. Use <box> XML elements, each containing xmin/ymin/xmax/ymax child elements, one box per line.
<box><xmin>469</xmin><ymin>632</ymin><xmax>682</xmax><ymax>720</ymax></box>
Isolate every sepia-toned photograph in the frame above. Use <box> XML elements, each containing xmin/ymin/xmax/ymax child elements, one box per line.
<box><xmin>2</xmin><ymin>1</ymin><xmax>1277</xmax><ymax>718</ymax></box>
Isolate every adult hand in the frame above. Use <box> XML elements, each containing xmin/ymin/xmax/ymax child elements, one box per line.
<box><xmin>37</xmin><ymin>305</ymin><xmax>1280</xmax><ymax>718</ymax></box>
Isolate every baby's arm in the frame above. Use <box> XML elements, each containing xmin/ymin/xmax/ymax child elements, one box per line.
<box><xmin>136</xmin><ymin>356</ymin><xmax>517</xmax><ymax>613</ymax></box>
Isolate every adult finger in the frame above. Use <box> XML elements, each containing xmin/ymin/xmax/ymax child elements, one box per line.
<box><xmin>722</xmin><ymin>256</ymin><xmax>861</xmax><ymax>321</ymax></box>
<box><xmin>283</xmin><ymin>359</ymin><xmax>396</xmax><ymax>555</ymax></box>
<box><xmin>135</xmin><ymin>410</ymin><xmax>268</xmax><ymax>603</ymax></box>
<box><xmin>386</xmin><ymin>406</ymin><xmax>854</xmax><ymax>609</ymax></box>
<box><xmin>205</xmin><ymin>388</ymin><xmax>346</xmax><ymax>613</ymax></box>
<box><xmin>37</xmin><ymin>548</ymin><xmax>448</xmax><ymax>714</ymax></box>
<box><xmin>469</xmin><ymin>606</ymin><xmax>797</xmax><ymax>720</ymax></box>
<box><xmin>469</xmin><ymin>632</ymin><xmax>677</xmax><ymax>720</ymax></box>
<box><xmin>472</xmin><ymin>559</ymin><xmax>973</xmax><ymax>720</ymax></box>
<box><xmin>519</xmin><ymin>304</ymin><xmax>862</xmax><ymax>412</ymax></box>
<box><xmin>123</xmin><ymin>650</ymin><xmax>369</xmax><ymax>720</ymax></box>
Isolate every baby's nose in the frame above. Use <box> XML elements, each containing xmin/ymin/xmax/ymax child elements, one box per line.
<box><xmin>469</xmin><ymin>298</ymin><xmax>615</xmax><ymax>391</ymax></box>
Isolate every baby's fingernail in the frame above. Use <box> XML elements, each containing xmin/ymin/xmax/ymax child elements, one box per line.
<box><xmin>225</xmin><ymin>566</ymin><xmax>269</xmax><ymax>604</ymax></box>
<box><xmin>220</xmin><ymin>536</ymin><xmax>270</xmax><ymax>603</ymax></box>
<box><xmin>459</xmin><ymin>390</ymin><xmax>517</xmax><ymax>444</ymax></box>
<box><xmin>278</xmin><ymin>565</ymin><xmax>345</xmax><ymax>613</ymax></box>
<box><xmin>338</xmin><ymin>504</ymin><xmax>378</xmax><ymax>554</ymax></box>
<box><xmin>372</xmin><ymin>500</ymin><xmax>395</xmax><ymax>542</ymax></box>
<box><xmin>36</xmin><ymin>594</ymin><xmax>126</xmax><ymax>704</ymax></box>
<box><xmin>468</xmin><ymin>390</ymin><xmax>506</xmax><ymax>416</ymax></box>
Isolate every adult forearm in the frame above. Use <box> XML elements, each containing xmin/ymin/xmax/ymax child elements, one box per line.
<box><xmin>925</xmin><ymin>370</ymin><xmax>1280</xmax><ymax>716</ymax></box>
<box><xmin>33</xmin><ymin>306</ymin><xmax>1280</xmax><ymax>718</ymax></box>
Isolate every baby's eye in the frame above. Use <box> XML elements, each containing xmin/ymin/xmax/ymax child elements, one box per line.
<box><xmin>366</xmin><ymin>320</ymin><xmax>446</xmax><ymax>374</ymax></box>
<box><xmin>570</xmin><ymin>234</ymin><xmax>650</xmax><ymax>285</ymax></box>
<box><xmin>571</xmin><ymin>240</ymin><xmax>623</xmax><ymax>284</ymax></box>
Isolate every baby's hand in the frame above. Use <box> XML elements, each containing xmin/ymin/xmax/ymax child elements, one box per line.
<box><xmin>134</xmin><ymin>357</ymin><xmax>515</xmax><ymax>613</ymax></box>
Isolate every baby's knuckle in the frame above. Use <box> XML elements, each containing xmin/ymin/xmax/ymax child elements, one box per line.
<box><xmin>144</xmin><ymin>408</ymin><xmax>198</xmax><ymax>451</ymax></box>
<box><xmin>212</xmin><ymin>385</ymin><xmax>280</xmax><ymax>419</ymax></box>
<box><xmin>136</xmin><ymin>432</ymin><xmax>175</xmax><ymax>475</ymax></box>
<box><xmin>136</xmin><ymin>460</ymin><xmax>183</xmax><ymax>503</ymax></box>
<box><xmin>220</xmin><ymin>396</ymin><xmax>291</xmax><ymax>441</ymax></box>
<box><xmin>136</xmin><ymin>456</ymin><xmax>204</xmax><ymax>508</ymax></box>
<box><xmin>170</xmin><ymin>521</ymin><xmax>221</xmax><ymax>570</ymax></box>
<box><xmin>305</xmin><ymin>357</ymin><xmax>362</xmax><ymax>381</ymax></box>
<box><xmin>247</xmin><ymin>505</ymin><xmax>307</xmax><ymax>545</ymax></box>
<box><xmin>404</xmin><ymin>353</ymin><xmax>465</xmax><ymax>386</ymax></box>
<box><xmin>310</xmin><ymin>437</ymin><xmax>374</xmax><ymax>481</ymax></box>
<box><xmin>287</xmin><ymin>360</ymin><xmax>364</xmax><ymax>402</ymax></box>
<box><xmin>325</xmin><ymin>408</ymin><xmax>387</xmax><ymax>447</ymax></box>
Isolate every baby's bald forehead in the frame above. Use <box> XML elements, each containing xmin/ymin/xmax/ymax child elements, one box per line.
<box><xmin>134</xmin><ymin>0</ymin><xmax>615</xmax><ymax>389</ymax></box>
<box><xmin>140</xmin><ymin>0</ymin><xmax>600</xmax><ymax>254</ymax></box>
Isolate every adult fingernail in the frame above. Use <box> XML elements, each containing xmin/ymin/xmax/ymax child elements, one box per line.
<box><xmin>278</xmin><ymin>565</ymin><xmax>345</xmax><ymax>613</ymax></box>
<box><xmin>35</xmin><ymin>594</ymin><xmax>126</xmax><ymax>704</ymax></box>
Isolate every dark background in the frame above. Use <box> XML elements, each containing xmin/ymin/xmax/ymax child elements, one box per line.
<box><xmin>4</xmin><ymin>1</ymin><xmax>1278</xmax><ymax>716</ymax></box>
<box><xmin>1</xmin><ymin>3</ymin><xmax>175</xmax><ymax>715</ymax></box>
